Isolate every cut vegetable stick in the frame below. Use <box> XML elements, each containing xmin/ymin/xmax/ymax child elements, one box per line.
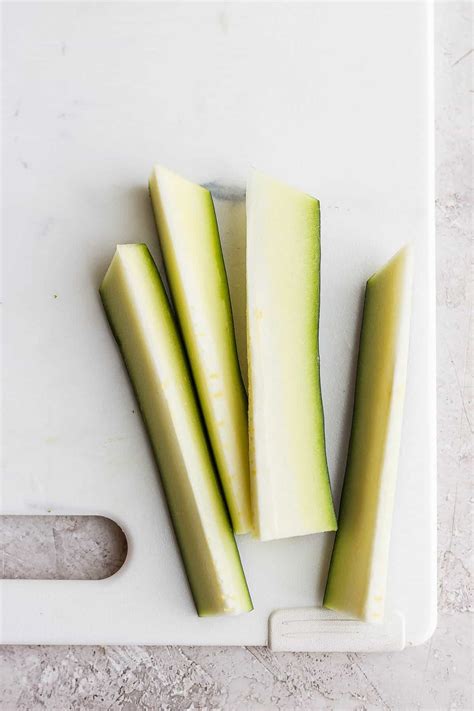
<box><xmin>324</xmin><ymin>245</ymin><xmax>414</xmax><ymax>622</ymax></box>
<box><xmin>149</xmin><ymin>166</ymin><xmax>251</xmax><ymax>534</ymax></box>
<box><xmin>246</xmin><ymin>169</ymin><xmax>337</xmax><ymax>541</ymax></box>
<box><xmin>100</xmin><ymin>244</ymin><xmax>253</xmax><ymax>616</ymax></box>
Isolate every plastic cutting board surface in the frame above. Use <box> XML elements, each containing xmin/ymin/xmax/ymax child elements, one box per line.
<box><xmin>1</xmin><ymin>1</ymin><xmax>436</xmax><ymax>648</ymax></box>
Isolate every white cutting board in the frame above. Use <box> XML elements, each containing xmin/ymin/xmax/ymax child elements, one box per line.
<box><xmin>1</xmin><ymin>1</ymin><xmax>436</xmax><ymax>649</ymax></box>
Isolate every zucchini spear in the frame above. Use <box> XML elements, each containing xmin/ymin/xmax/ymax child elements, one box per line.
<box><xmin>149</xmin><ymin>166</ymin><xmax>252</xmax><ymax>534</ymax></box>
<box><xmin>100</xmin><ymin>244</ymin><xmax>253</xmax><ymax>616</ymax></box>
<box><xmin>246</xmin><ymin>170</ymin><xmax>337</xmax><ymax>540</ymax></box>
<box><xmin>324</xmin><ymin>246</ymin><xmax>413</xmax><ymax>622</ymax></box>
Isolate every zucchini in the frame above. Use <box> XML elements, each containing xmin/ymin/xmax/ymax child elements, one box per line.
<box><xmin>323</xmin><ymin>246</ymin><xmax>413</xmax><ymax>622</ymax></box>
<box><xmin>246</xmin><ymin>170</ymin><xmax>337</xmax><ymax>540</ymax></box>
<box><xmin>100</xmin><ymin>244</ymin><xmax>253</xmax><ymax>616</ymax></box>
<box><xmin>149</xmin><ymin>166</ymin><xmax>251</xmax><ymax>534</ymax></box>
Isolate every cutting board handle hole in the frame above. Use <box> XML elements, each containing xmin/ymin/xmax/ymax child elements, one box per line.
<box><xmin>0</xmin><ymin>515</ymin><xmax>127</xmax><ymax>580</ymax></box>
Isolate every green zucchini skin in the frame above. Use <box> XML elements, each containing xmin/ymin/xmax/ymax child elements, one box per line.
<box><xmin>324</xmin><ymin>246</ymin><xmax>413</xmax><ymax>622</ymax></box>
<box><xmin>149</xmin><ymin>166</ymin><xmax>252</xmax><ymax>535</ymax></box>
<box><xmin>100</xmin><ymin>244</ymin><xmax>253</xmax><ymax>616</ymax></box>
<box><xmin>246</xmin><ymin>170</ymin><xmax>337</xmax><ymax>541</ymax></box>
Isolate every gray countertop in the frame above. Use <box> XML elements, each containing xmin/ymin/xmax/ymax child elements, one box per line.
<box><xmin>0</xmin><ymin>3</ymin><xmax>472</xmax><ymax>709</ymax></box>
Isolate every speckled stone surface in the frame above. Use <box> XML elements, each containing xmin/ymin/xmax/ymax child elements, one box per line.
<box><xmin>0</xmin><ymin>3</ymin><xmax>472</xmax><ymax>709</ymax></box>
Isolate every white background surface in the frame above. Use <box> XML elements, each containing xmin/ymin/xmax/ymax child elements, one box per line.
<box><xmin>0</xmin><ymin>0</ymin><xmax>472</xmax><ymax>707</ymax></box>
